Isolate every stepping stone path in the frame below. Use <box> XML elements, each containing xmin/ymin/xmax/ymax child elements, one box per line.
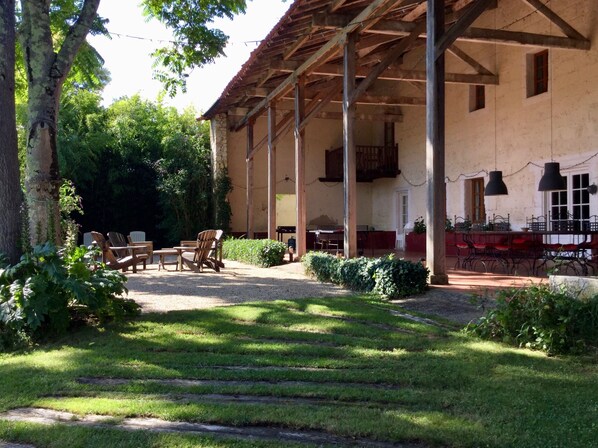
<box><xmin>1</xmin><ymin>408</ymin><xmax>423</xmax><ymax>448</ymax></box>
<box><xmin>77</xmin><ymin>376</ymin><xmax>403</xmax><ymax>390</ymax></box>
<box><xmin>0</xmin><ymin>443</ymin><xmax>35</xmax><ymax>448</ymax></box>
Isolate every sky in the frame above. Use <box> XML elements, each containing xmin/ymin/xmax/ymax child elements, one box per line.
<box><xmin>88</xmin><ymin>1</ymin><xmax>291</xmax><ymax>113</ymax></box>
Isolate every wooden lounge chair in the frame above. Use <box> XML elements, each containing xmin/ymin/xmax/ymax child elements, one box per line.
<box><xmin>180</xmin><ymin>229</ymin><xmax>219</xmax><ymax>273</ymax></box>
<box><xmin>91</xmin><ymin>231</ymin><xmax>148</xmax><ymax>273</ymax></box>
<box><xmin>127</xmin><ymin>231</ymin><xmax>153</xmax><ymax>264</ymax></box>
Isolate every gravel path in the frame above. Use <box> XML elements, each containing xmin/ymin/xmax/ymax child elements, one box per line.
<box><xmin>125</xmin><ymin>259</ymin><xmax>485</xmax><ymax>324</ymax></box>
<box><xmin>125</xmin><ymin>260</ymin><xmax>352</xmax><ymax>313</ymax></box>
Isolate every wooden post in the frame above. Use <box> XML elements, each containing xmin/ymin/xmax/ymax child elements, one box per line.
<box><xmin>246</xmin><ymin>121</ymin><xmax>255</xmax><ymax>239</ymax></box>
<box><xmin>343</xmin><ymin>32</ymin><xmax>358</xmax><ymax>258</ymax></box>
<box><xmin>295</xmin><ymin>77</ymin><xmax>307</xmax><ymax>257</ymax></box>
<box><xmin>268</xmin><ymin>104</ymin><xmax>277</xmax><ymax>241</ymax></box>
<box><xmin>426</xmin><ymin>0</ymin><xmax>449</xmax><ymax>285</ymax></box>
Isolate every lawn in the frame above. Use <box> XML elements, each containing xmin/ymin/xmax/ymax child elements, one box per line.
<box><xmin>0</xmin><ymin>295</ymin><xmax>597</xmax><ymax>447</ymax></box>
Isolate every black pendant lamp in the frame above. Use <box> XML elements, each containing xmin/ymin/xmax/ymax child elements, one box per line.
<box><xmin>485</xmin><ymin>170</ymin><xmax>509</xmax><ymax>195</ymax></box>
<box><xmin>538</xmin><ymin>162</ymin><xmax>566</xmax><ymax>191</ymax></box>
<box><xmin>484</xmin><ymin>29</ymin><xmax>508</xmax><ymax>197</ymax></box>
<box><xmin>537</xmin><ymin>45</ymin><xmax>566</xmax><ymax>192</ymax></box>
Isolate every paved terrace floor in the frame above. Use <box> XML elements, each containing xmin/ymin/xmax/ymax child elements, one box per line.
<box><xmin>125</xmin><ymin>252</ymin><xmax>547</xmax><ymax>325</ymax></box>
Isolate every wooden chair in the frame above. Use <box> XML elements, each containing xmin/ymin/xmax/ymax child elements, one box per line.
<box><xmin>180</xmin><ymin>230</ymin><xmax>219</xmax><ymax>273</ymax></box>
<box><xmin>128</xmin><ymin>231</ymin><xmax>153</xmax><ymax>264</ymax></box>
<box><xmin>210</xmin><ymin>229</ymin><xmax>225</xmax><ymax>268</ymax></box>
<box><xmin>91</xmin><ymin>231</ymin><xmax>148</xmax><ymax>273</ymax></box>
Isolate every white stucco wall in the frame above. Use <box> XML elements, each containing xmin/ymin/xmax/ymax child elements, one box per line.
<box><xmin>218</xmin><ymin>0</ymin><xmax>598</xmax><ymax>235</ymax></box>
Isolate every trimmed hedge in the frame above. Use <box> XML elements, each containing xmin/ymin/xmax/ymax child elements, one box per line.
<box><xmin>302</xmin><ymin>252</ymin><xmax>429</xmax><ymax>299</ymax></box>
<box><xmin>466</xmin><ymin>285</ymin><xmax>598</xmax><ymax>354</ymax></box>
<box><xmin>222</xmin><ymin>238</ymin><xmax>287</xmax><ymax>267</ymax></box>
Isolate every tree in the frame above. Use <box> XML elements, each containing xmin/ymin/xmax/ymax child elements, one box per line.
<box><xmin>14</xmin><ymin>0</ymin><xmax>250</xmax><ymax>246</ymax></box>
<box><xmin>19</xmin><ymin>0</ymin><xmax>102</xmax><ymax>245</ymax></box>
<box><xmin>0</xmin><ymin>0</ymin><xmax>22</xmax><ymax>263</ymax></box>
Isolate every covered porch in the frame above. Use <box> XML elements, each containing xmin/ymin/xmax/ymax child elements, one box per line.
<box><xmin>203</xmin><ymin>0</ymin><xmax>594</xmax><ymax>285</ymax></box>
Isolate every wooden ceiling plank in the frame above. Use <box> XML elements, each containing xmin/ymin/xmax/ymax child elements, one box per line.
<box><xmin>283</xmin><ymin>32</ymin><xmax>313</xmax><ymax>60</ymax></box>
<box><xmin>403</xmin><ymin>1</ymin><xmax>427</xmax><ymax>22</ymax></box>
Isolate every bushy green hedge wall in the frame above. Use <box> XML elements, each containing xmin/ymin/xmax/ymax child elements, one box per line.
<box><xmin>302</xmin><ymin>252</ymin><xmax>429</xmax><ymax>299</ymax></box>
<box><xmin>222</xmin><ymin>239</ymin><xmax>287</xmax><ymax>267</ymax></box>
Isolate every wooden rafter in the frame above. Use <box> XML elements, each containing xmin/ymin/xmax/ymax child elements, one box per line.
<box><xmin>313</xmin><ymin>14</ymin><xmax>590</xmax><ymax>50</ymax></box>
<box><xmin>271</xmin><ymin>60</ymin><xmax>498</xmax><ymax>84</ymax></box>
<box><xmin>520</xmin><ymin>0</ymin><xmax>586</xmax><ymax>40</ymax></box>
<box><xmin>232</xmin><ymin>0</ymin><xmax>403</xmax><ymax>131</ymax></box>
<box><xmin>447</xmin><ymin>45</ymin><xmax>493</xmax><ymax>75</ymax></box>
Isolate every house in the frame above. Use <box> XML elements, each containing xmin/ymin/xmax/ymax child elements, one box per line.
<box><xmin>202</xmin><ymin>0</ymin><xmax>597</xmax><ymax>284</ymax></box>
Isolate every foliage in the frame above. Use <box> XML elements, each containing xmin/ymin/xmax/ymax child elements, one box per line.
<box><xmin>59</xmin><ymin>180</ymin><xmax>84</xmax><ymax>252</ymax></box>
<box><xmin>0</xmin><ymin>243</ymin><xmax>136</xmax><ymax>350</ymax></box>
<box><xmin>465</xmin><ymin>285</ymin><xmax>598</xmax><ymax>354</ymax></box>
<box><xmin>57</xmin><ymin>94</ymin><xmax>214</xmax><ymax>247</ymax></box>
<box><xmin>445</xmin><ymin>217</ymin><xmax>454</xmax><ymax>232</ymax></box>
<box><xmin>302</xmin><ymin>252</ymin><xmax>429</xmax><ymax>299</ymax></box>
<box><xmin>213</xmin><ymin>168</ymin><xmax>233</xmax><ymax>233</ymax></box>
<box><xmin>1</xmin><ymin>297</ymin><xmax>598</xmax><ymax>447</ymax></box>
<box><xmin>142</xmin><ymin>0</ymin><xmax>249</xmax><ymax>95</ymax></box>
<box><xmin>413</xmin><ymin>216</ymin><xmax>426</xmax><ymax>234</ymax></box>
<box><xmin>222</xmin><ymin>238</ymin><xmax>287</xmax><ymax>267</ymax></box>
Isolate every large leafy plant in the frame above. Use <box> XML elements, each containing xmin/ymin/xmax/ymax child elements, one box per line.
<box><xmin>0</xmin><ymin>243</ymin><xmax>134</xmax><ymax>350</ymax></box>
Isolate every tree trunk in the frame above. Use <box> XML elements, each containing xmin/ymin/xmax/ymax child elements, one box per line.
<box><xmin>0</xmin><ymin>0</ymin><xmax>23</xmax><ymax>263</ymax></box>
<box><xmin>19</xmin><ymin>0</ymin><xmax>101</xmax><ymax>246</ymax></box>
<box><xmin>24</xmin><ymin>84</ymin><xmax>62</xmax><ymax>245</ymax></box>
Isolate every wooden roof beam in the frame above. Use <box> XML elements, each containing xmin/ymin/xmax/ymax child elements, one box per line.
<box><xmin>231</xmin><ymin>0</ymin><xmax>403</xmax><ymax>132</ymax></box>
<box><xmin>271</xmin><ymin>60</ymin><xmax>498</xmax><ymax>85</ymax></box>
<box><xmin>314</xmin><ymin>14</ymin><xmax>590</xmax><ymax>50</ymax></box>
<box><xmin>447</xmin><ymin>45</ymin><xmax>493</xmax><ymax>75</ymax></box>
<box><xmin>520</xmin><ymin>0</ymin><xmax>586</xmax><ymax>41</ymax></box>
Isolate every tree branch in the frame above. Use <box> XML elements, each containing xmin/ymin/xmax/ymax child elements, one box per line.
<box><xmin>55</xmin><ymin>0</ymin><xmax>101</xmax><ymax>81</ymax></box>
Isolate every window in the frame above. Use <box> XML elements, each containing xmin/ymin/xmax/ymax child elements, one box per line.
<box><xmin>470</xmin><ymin>178</ymin><xmax>486</xmax><ymax>224</ymax></box>
<box><xmin>469</xmin><ymin>85</ymin><xmax>485</xmax><ymax>112</ymax></box>
<box><xmin>527</xmin><ymin>50</ymin><xmax>549</xmax><ymax>97</ymax></box>
<box><xmin>549</xmin><ymin>173</ymin><xmax>590</xmax><ymax>230</ymax></box>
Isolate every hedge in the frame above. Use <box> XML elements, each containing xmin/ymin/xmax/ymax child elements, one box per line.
<box><xmin>222</xmin><ymin>238</ymin><xmax>287</xmax><ymax>267</ymax></box>
<box><xmin>465</xmin><ymin>285</ymin><xmax>598</xmax><ymax>354</ymax></box>
<box><xmin>302</xmin><ymin>252</ymin><xmax>429</xmax><ymax>299</ymax></box>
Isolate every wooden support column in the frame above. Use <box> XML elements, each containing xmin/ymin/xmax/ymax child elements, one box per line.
<box><xmin>343</xmin><ymin>32</ymin><xmax>358</xmax><ymax>259</ymax></box>
<box><xmin>426</xmin><ymin>0</ymin><xmax>448</xmax><ymax>285</ymax></box>
<box><xmin>246</xmin><ymin>121</ymin><xmax>255</xmax><ymax>239</ymax></box>
<box><xmin>294</xmin><ymin>77</ymin><xmax>307</xmax><ymax>257</ymax></box>
<box><xmin>267</xmin><ymin>104</ymin><xmax>277</xmax><ymax>241</ymax></box>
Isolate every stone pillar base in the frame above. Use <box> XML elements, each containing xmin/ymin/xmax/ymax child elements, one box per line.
<box><xmin>429</xmin><ymin>274</ymin><xmax>449</xmax><ymax>285</ymax></box>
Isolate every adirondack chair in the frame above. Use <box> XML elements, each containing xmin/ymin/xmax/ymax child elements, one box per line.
<box><xmin>91</xmin><ymin>231</ymin><xmax>148</xmax><ymax>273</ymax></box>
<box><xmin>127</xmin><ymin>231</ymin><xmax>153</xmax><ymax>264</ymax></box>
<box><xmin>180</xmin><ymin>229</ymin><xmax>219</xmax><ymax>273</ymax></box>
<box><xmin>210</xmin><ymin>229</ymin><xmax>225</xmax><ymax>268</ymax></box>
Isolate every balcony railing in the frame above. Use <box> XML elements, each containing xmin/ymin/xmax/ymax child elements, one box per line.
<box><xmin>319</xmin><ymin>144</ymin><xmax>399</xmax><ymax>182</ymax></box>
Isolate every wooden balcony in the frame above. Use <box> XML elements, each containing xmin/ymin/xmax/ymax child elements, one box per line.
<box><xmin>319</xmin><ymin>144</ymin><xmax>400</xmax><ymax>183</ymax></box>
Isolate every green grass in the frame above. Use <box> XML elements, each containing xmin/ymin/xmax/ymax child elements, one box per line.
<box><xmin>1</xmin><ymin>295</ymin><xmax>597</xmax><ymax>447</ymax></box>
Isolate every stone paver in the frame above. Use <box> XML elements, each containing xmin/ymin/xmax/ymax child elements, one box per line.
<box><xmin>1</xmin><ymin>408</ymin><xmax>423</xmax><ymax>448</ymax></box>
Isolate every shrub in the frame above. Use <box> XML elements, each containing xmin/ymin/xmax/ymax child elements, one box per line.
<box><xmin>222</xmin><ymin>238</ymin><xmax>287</xmax><ymax>267</ymax></box>
<box><xmin>0</xmin><ymin>243</ymin><xmax>137</xmax><ymax>350</ymax></box>
<box><xmin>302</xmin><ymin>252</ymin><xmax>429</xmax><ymax>299</ymax></box>
<box><xmin>465</xmin><ymin>285</ymin><xmax>598</xmax><ymax>355</ymax></box>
